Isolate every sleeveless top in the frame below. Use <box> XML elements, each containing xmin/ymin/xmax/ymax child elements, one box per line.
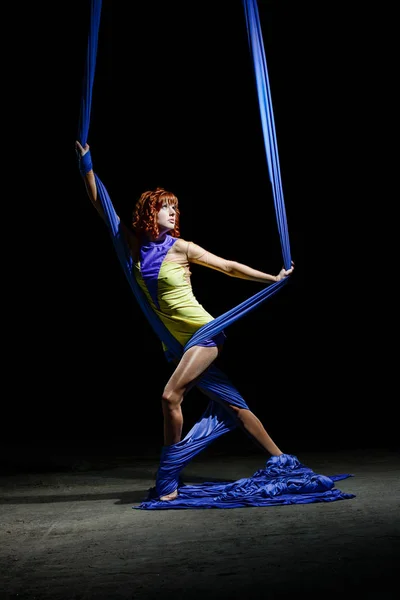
<box><xmin>133</xmin><ymin>234</ymin><xmax>222</xmax><ymax>352</ymax></box>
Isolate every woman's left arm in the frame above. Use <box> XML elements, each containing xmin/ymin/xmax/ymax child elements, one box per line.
<box><xmin>186</xmin><ymin>241</ymin><xmax>294</xmax><ymax>283</ymax></box>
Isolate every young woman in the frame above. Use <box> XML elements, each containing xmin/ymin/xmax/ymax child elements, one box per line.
<box><xmin>76</xmin><ymin>140</ymin><xmax>294</xmax><ymax>500</ymax></box>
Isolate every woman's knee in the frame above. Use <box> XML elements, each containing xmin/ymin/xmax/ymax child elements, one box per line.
<box><xmin>162</xmin><ymin>387</ymin><xmax>183</xmax><ymax>411</ymax></box>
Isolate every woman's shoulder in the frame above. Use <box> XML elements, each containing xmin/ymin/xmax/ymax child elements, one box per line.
<box><xmin>173</xmin><ymin>237</ymin><xmax>209</xmax><ymax>261</ymax></box>
<box><xmin>173</xmin><ymin>237</ymin><xmax>191</xmax><ymax>253</ymax></box>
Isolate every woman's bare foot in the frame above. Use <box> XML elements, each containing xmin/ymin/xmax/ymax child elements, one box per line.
<box><xmin>159</xmin><ymin>489</ymin><xmax>178</xmax><ymax>501</ymax></box>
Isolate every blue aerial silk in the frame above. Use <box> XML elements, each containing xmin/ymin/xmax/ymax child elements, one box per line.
<box><xmin>77</xmin><ymin>0</ymin><xmax>355</xmax><ymax>508</ymax></box>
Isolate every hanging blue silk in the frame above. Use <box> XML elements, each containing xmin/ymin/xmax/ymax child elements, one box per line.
<box><xmin>77</xmin><ymin>0</ymin><xmax>355</xmax><ymax>508</ymax></box>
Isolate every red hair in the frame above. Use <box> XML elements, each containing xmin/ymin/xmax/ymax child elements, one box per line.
<box><xmin>132</xmin><ymin>187</ymin><xmax>180</xmax><ymax>240</ymax></box>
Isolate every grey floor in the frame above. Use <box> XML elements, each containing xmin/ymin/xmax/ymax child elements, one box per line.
<box><xmin>1</xmin><ymin>447</ymin><xmax>399</xmax><ymax>600</ymax></box>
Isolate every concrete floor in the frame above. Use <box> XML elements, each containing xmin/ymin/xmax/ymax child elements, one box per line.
<box><xmin>0</xmin><ymin>447</ymin><xmax>399</xmax><ymax>600</ymax></box>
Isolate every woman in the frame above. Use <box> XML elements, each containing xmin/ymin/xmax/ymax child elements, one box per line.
<box><xmin>76</xmin><ymin>140</ymin><xmax>294</xmax><ymax>500</ymax></box>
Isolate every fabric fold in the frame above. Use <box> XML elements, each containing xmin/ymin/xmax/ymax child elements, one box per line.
<box><xmin>136</xmin><ymin>454</ymin><xmax>355</xmax><ymax>510</ymax></box>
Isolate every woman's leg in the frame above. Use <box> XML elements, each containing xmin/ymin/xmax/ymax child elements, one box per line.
<box><xmin>159</xmin><ymin>345</ymin><xmax>220</xmax><ymax>500</ymax></box>
<box><xmin>195</xmin><ymin>385</ymin><xmax>282</xmax><ymax>456</ymax></box>
<box><xmin>161</xmin><ymin>345</ymin><xmax>220</xmax><ymax>446</ymax></box>
<box><xmin>228</xmin><ymin>405</ymin><xmax>283</xmax><ymax>456</ymax></box>
<box><xmin>159</xmin><ymin>344</ymin><xmax>283</xmax><ymax>500</ymax></box>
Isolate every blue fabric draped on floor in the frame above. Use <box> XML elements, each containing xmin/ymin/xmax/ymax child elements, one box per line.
<box><xmin>137</xmin><ymin>454</ymin><xmax>354</xmax><ymax>510</ymax></box>
<box><xmin>77</xmin><ymin>0</ymin><xmax>356</xmax><ymax>509</ymax></box>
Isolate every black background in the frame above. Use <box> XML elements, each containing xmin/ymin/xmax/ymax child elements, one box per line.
<box><xmin>3</xmin><ymin>1</ymin><xmax>395</xmax><ymax>465</ymax></box>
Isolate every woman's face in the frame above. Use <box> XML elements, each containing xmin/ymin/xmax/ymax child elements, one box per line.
<box><xmin>157</xmin><ymin>202</ymin><xmax>176</xmax><ymax>235</ymax></box>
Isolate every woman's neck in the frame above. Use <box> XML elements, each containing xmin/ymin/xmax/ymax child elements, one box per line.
<box><xmin>150</xmin><ymin>231</ymin><xmax>169</xmax><ymax>243</ymax></box>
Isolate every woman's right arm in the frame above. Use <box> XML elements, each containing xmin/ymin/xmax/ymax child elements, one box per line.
<box><xmin>75</xmin><ymin>141</ymin><xmax>106</xmax><ymax>221</ymax></box>
<box><xmin>75</xmin><ymin>141</ymin><xmax>138</xmax><ymax>256</ymax></box>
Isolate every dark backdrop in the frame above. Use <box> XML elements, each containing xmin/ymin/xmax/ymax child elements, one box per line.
<box><xmin>3</xmin><ymin>1</ymin><xmax>393</xmax><ymax>467</ymax></box>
